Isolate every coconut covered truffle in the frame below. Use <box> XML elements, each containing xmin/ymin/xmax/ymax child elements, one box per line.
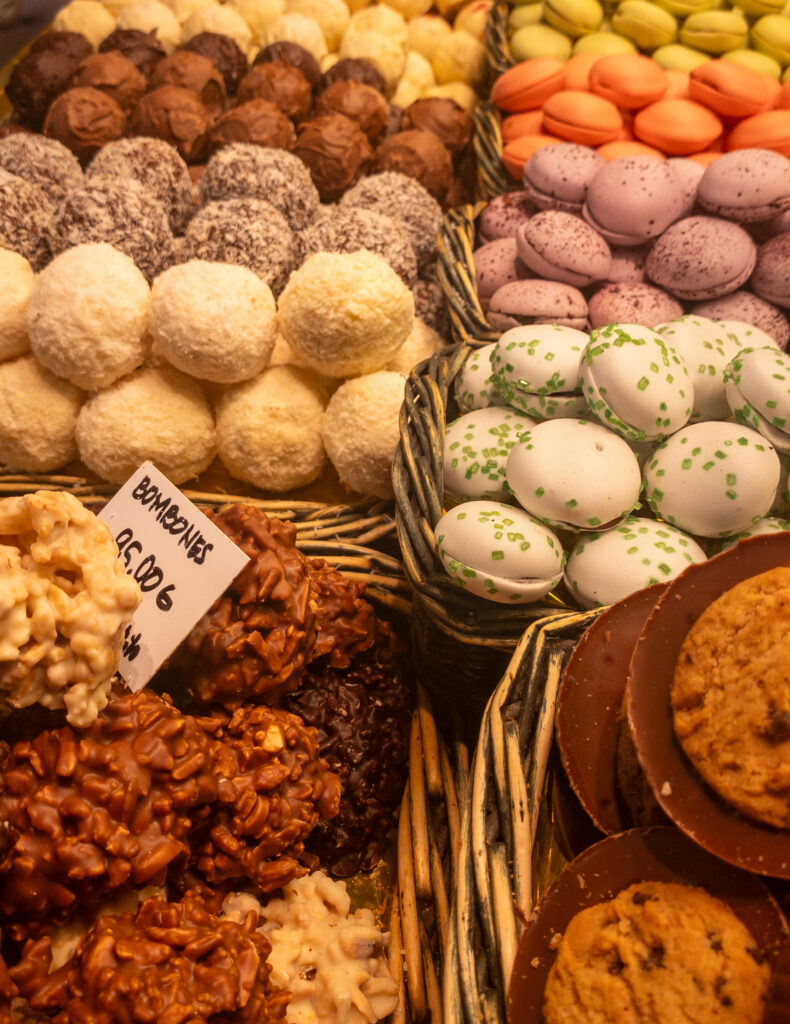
<box><xmin>116</xmin><ymin>0</ymin><xmax>182</xmax><ymax>53</ymax></box>
<box><xmin>0</xmin><ymin>170</ymin><xmax>53</xmax><ymax>272</ymax></box>
<box><xmin>217</xmin><ymin>365</ymin><xmax>327</xmax><ymax>492</ymax></box>
<box><xmin>87</xmin><ymin>136</ymin><xmax>194</xmax><ymax>233</ymax></box>
<box><xmin>52</xmin><ymin>0</ymin><xmax>116</xmax><ymax>48</ymax></box>
<box><xmin>27</xmin><ymin>243</ymin><xmax>150</xmax><ymax>390</ymax></box>
<box><xmin>181</xmin><ymin>197</ymin><xmax>296</xmax><ymax>294</ymax></box>
<box><xmin>151</xmin><ymin>260</ymin><xmax>277</xmax><ymax>382</ymax></box>
<box><xmin>0</xmin><ymin>356</ymin><xmax>83</xmax><ymax>472</ymax></box>
<box><xmin>0</xmin><ymin>134</ymin><xmax>83</xmax><ymax>206</ymax></box>
<box><xmin>298</xmin><ymin>205</ymin><xmax>417</xmax><ymax>286</ymax></box>
<box><xmin>339</xmin><ymin>170</ymin><xmax>442</xmax><ymax>270</ymax></box>
<box><xmin>323</xmin><ymin>371</ymin><xmax>406</xmax><ymax>498</ymax></box>
<box><xmin>48</xmin><ymin>175</ymin><xmax>174</xmax><ymax>281</ymax></box>
<box><xmin>0</xmin><ymin>248</ymin><xmax>33</xmax><ymax>361</ymax></box>
<box><xmin>279</xmin><ymin>251</ymin><xmax>414</xmax><ymax>377</ymax></box>
<box><xmin>385</xmin><ymin>317</ymin><xmax>445</xmax><ymax>373</ymax></box>
<box><xmin>76</xmin><ymin>366</ymin><xmax>216</xmax><ymax>483</ymax></box>
<box><xmin>199</xmin><ymin>143</ymin><xmax>320</xmax><ymax>229</ymax></box>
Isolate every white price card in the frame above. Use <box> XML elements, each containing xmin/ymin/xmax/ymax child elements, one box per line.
<box><xmin>100</xmin><ymin>462</ymin><xmax>250</xmax><ymax>692</ymax></box>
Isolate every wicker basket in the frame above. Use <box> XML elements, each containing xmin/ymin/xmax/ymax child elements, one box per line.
<box><xmin>442</xmin><ymin>608</ymin><xmax>599</xmax><ymax>1024</ymax></box>
<box><xmin>393</xmin><ymin>347</ymin><xmax>573</xmax><ymax>714</ymax></box>
<box><xmin>485</xmin><ymin>0</ymin><xmax>516</xmax><ymax>79</ymax></box>
<box><xmin>436</xmin><ymin>203</ymin><xmax>498</xmax><ymax>347</ymax></box>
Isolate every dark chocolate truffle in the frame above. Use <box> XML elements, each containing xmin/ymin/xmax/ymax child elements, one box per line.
<box><xmin>253</xmin><ymin>40</ymin><xmax>320</xmax><ymax>87</ymax></box>
<box><xmin>6</xmin><ymin>49</ymin><xmax>84</xmax><ymax>128</ymax></box>
<box><xmin>182</xmin><ymin>31</ymin><xmax>248</xmax><ymax>95</ymax></box>
<box><xmin>318</xmin><ymin>57</ymin><xmax>386</xmax><ymax>98</ymax></box>
<box><xmin>181</xmin><ymin>197</ymin><xmax>296</xmax><ymax>294</ymax></box>
<box><xmin>69</xmin><ymin>52</ymin><xmax>147</xmax><ymax>114</ymax></box>
<box><xmin>129</xmin><ymin>85</ymin><xmax>211</xmax><ymax>163</ymax></box>
<box><xmin>373</xmin><ymin>129</ymin><xmax>453</xmax><ymax>202</ymax></box>
<box><xmin>30</xmin><ymin>30</ymin><xmax>93</xmax><ymax>62</ymax></box>
<box><xmin>199</xmin><ymin>143</ymin><xmax>319</xmax><ymax>229</ymax></box>
<box><xmin>98</xmin><ymin>28</ymin><xmax>165</xmax><ymax>78</ymax></box>
<box><xmin>340</xmin><ymin>170</ymin><xmax>442</xmax><ymax>269</ymax></box>
<box><xmin>315</xmin><ymin>79</ymin><xmax>389</xmax><ymax>145</ymax></box>
<box><xmin>298</xmin><ymin>205</ymin><xmax>417</xmax><ymax>285</ymax></box>
<box><xmin>0</xmin><ymin>170</ymin><xmax>53</xmax><ymax>271</ymax></box>
<box><xmin>43</xmin><ymin>87</ymin><xmax>127</xmax><ymax>162</ymax></box>
<box><xmin>87</xmin><ymin>136</ymin><xmax>194</xmax><ymax>233</ymax></box>
<box><xmin>291</xmin><ymin>113</ymin><xmax>372</xmax><ymax>202</ymax></box>
<box><xmin>48</xmin><ymin>175</ymin><xmax>174</xmax><ymax>281</ymax></box>
<box><xmin>148</xmin><ymin>51</ymin><xmax>227</xmax><ymax>119</ymax></box>
<box><xmin>0</xmin><ymin>134</ymin><xmax>83</xmax><ymax>205</ymax></box>
<box><xmin>236</xmin><ymin>62</ymin><xmax>312</xmax><ymax>123</ymax></box>
<box><xmin>208</xmin><ymin>99</ymin><xmax>295</xmax><ymax>152</ymax></box>
<box><xmin>402</xmin><ymin>97</ymin><xmax>473</xmax><ymax>157</ymax></box>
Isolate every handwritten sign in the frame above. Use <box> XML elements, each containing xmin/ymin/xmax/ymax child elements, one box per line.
<box><xmin>100</xmin><ymin>462</ymin><xmax>250</xmax><ymax>691</ymax></box>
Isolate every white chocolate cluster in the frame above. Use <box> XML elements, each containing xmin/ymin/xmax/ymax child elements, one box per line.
<box><xmin>0</xmin><ymin>491</ymin><xmax>141</xmax><ymax>727</ymax></box>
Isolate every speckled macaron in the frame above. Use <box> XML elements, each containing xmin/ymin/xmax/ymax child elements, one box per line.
<box><xmin>444</xmin><ymin>406</ymin><xmax>536</xmax><ymax>502</ymax></box>
<box><xmin>487</xmin><ymin>279</ymin><xmax>588</xmax><ymax>332</ymax></box>
<box><xmin>693</xmin><ymin>291</ymin><xmax>790</xmax><ymax>348</ymax></box>
<box><xmin>697</xmin><ymin>149</ymin><xmax>790</xmax><ymax>223</ymax></box>
<box><xmin>646</xmin><ymin>216</ymin><xmax>757</xmax><ymax>301</ymax></box>
<box><xmin>522</xmin><ymin>142</ymin><xmax>606</xmax><ymax>213</ymax></box>
<box><xmin>489</xmin><ymin>323</ymin><xmax>589</xmax><ymax>419</ymax></box>
<box><xmin>751</xmin><ymin>232</ymin><xmax>790</xmax><ymax>309</ymax></box>
<box><xmin>454</xmin><ymin>343</ymin><xmax>506</xmax><ymax>413</ymax></box>
<box><xmin>474</xmin><ymin>238</ymin><xmax>529</xmax><ymax>308</ymax></box>
<box><xmin>724</xmin><ymin>345</ymin><xmax>790</xmax><ymax>451</ymax></box>
<box><xmin>606</xmin><ymin>245</ymin><xmax>650</xmax><ymax>284</ymax></box>
<box><xmin>583</xmin><ymin>156</ymin><xmax>689</xmax><ymax>246</ymax></box>
<box><xmin>655</xmin><ymin>314</ymin><xmax>743</xmax><ymax>420</ymax></box>
<box><xmin>477</xmin><ymin>190</ymin><xmax>536</xmax><ymax>244</ymax></box>
<box><xmin>515</xmin><ymin>210</ymin><xmax>611</xmax><ymax>287</ymax></box>
<box><xmin>588</xmin><ymin>282</ymin><xmax>683</xmax><ymax>329</ymax></box>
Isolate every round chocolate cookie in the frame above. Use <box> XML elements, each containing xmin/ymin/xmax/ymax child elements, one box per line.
<box><xmin>98</xmin><ymin>28</ymin><xmax>166</xmax><ymax>78</ymax></box>
<box><xmin>182</xmin><ymin>31</ymin><xmax>248</xmax><ymax>94</ymax></box>
<box><xmin>0</xmin><ymin>134</ymin><xmax>83</xmax><ymax>205</ymax></box>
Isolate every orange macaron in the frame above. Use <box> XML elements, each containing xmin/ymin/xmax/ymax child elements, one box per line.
<box><xmin>501</xmin><ymin>109</ymin><xmax>545</xmax><ymax>143</ymax></box>
<box><xmin>727</xmin><ymin>110</ymin><xmax>790</xmax><ymax>156</ymax></box>
<box><xmin>491</xmin><ymin>58</ymin><xmax>566</xmax><ymax>113</ymax></box>
<box><xmin>688</xmin><ymin>61</ymin><xmax>776</xmax><ymax>120</ymax></box>
<box><xmin>502</xmin><ymin>134</ymin><xmax>562</xmax><ymax>178</ymax></box>
<box><xmin>542</xmin><ymin>90</ymin><xmax>623</xmax><ymax>146</ymax></box>
<box><xmin>589</xmin><ymin>54</ymin><xmax>669</xmax><ymax>110</ymax></box>
<box><xmin>563</xmin><ymin>52</ymin><xmax>602</xmax><ymax>91</ymax></box>
<box><xmin>597</xmin><ymin>140</ymin><xmax>665</xmax><ymax>160</ymax></box>
<box><xmin>634</xmin><ymin>98</ymin><xmax>723</xmax><ymax>155</ymax></box>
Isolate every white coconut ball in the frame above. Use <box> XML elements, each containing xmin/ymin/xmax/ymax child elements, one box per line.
<box><xmin>53</xmin><ymin>0</ymin><xmax>116</xmax><ymax>46</ymax></box>
<box><xmin>262</xmin><ymin>12</ymin><xmax>328</xmax><ymax>59</ymax></box>
<box><xmin>226</xmin><ymin>0</ymin><xmax>284</xmax><ymax>39</ymax></box>
<box><xmin>285</xmin><ymin>0</ymin><xmax>349</xmax><ymax>50</ymax></box>
<box><xmin>217</xmin><ymin>365</ymin><xmax>327</xmax><ymax>491</ymax></box>
<box><xmin>182</xmin><ymin>1</ymin><xmax>253</xmax><ymax>53</ymax></box>
<box><xmin>27</xmin><ymin>243</ymin><xmax>150</xmax><ymax>391</ymax></box>
<box><xmin>76</xmin><ymin>366</ymin><xmax>215</xmax><ymax>484</ymax></box>
<box><xmin>425</xmin><ymin>81</ymin><xmax>477</xmax><ymax>111</ymax></box>
<box><xmin>407</xmin><ymin>14</ymin><xmax>453</xmax><ymax>60</ymax></box>
<box><xmin>116</xmin><ymin>0</ymin><xmax>183</xmax><ymax>51</ymax></box>
<box><xmin>0</xmin><ymin>356</ymin><xmax>83</xmax><ymax>472</ymax></box>
<box><xmin>150</xmin><ymin>261</ymin><xmax>277</xmax><ymax>383</ymax></box>
<box><xmin>385</xmin><ymin>318</ymin><xmax>445</xmax><ymax>374</ymax></box>
<box><xmin>433</xmin><ymin>29</ymin><xmax>486</xmax><ymax>86</ymax></box>
<box><xmin>381</xmin><ymin>0</ymin><xmax>432</xmax><ymax>17</ymax></box>
<box><xmin>278</xmin><ymin>250</ymin><xmax>414</xmax><ymax>377</ymax></box>
<box><xmin>323</xmin><ymin>370</ymin><xmax>405</xmax><ymax>498</ymax></box>
<box><xmin>346</xmin><ymin>3</ymin><xmax>408</xmax><ymax>45</ymax></box>
<box><xmin>0</xmin><ymin>249</ymin><xmax>34</xmax><ymax>362</ymax></box>
<box><xmin>338</xmin><ymin>30</ymin><xmax>405</xmax><ymax>91</ymax></box>
<box><xmin>160</xmin><ymin>0</ymin><xmax>212</xmax><ymax>24</ymax></box>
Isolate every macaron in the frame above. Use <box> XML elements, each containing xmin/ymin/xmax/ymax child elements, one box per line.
<box><xmin>588</xmin><ymin>282</ymin><xmax>683</xmax><ymax>327</ymax></box>
<box><xmin>478</xmin><ymin>191</ymin><xmax>536</xmax><ymax>243</ymax></box>
<box><xmin>646</xmin><ymin>215</ymin><xmax>757</xmax><ymax>299</ymax></box>
<box><xmin>679</xmin><ymin>9</ymin><xmax>749</xmax><ymax>55</ymax></box>
<box><xmin>474</xmin><ymin>238</ymin><xmax>530</xmax><ymax>307</ymax></box>
<box><xmin>491</xmin><ymin>58</ymin><xmax>566</xmax><ymax>113</ymax></box>
<box><xmin>663</xmin><ymin>69</ymin><xmax>692</xmax><ymax>97</ymax></box>
<box><xmin>588</xmin><ymin>53</ymin><xmax>669</xmax><ymax>108</ymax></box>
<box><xmin>606</xmin><ymin>244</ymin><xmax>650</xmax><ymax>283</ymax></box>
<box><xmin>502</xmin><ymin>135</ymin><xmax>563</xmax><ymax>179</ymax></box>
<box><xmin>543</xmin><ymin>0</ymin><xmax>605</xmax><ymax>38</ymax></box>
<box><xmin>696</xmin><ymin>149</ymin><xmax>790</xmax><ymax>222</ymax></box>
<box><xmin>721</xmin><ymin>48</ymin><xmax>782</xmax><ymax>81</ymax></box>
<box><xmin>444</xmin><ymin>407</ymin><xmax>536</xmax><ymax>502</ymax></box>
<box><xmin>655</xmin><ymin>314</ymin><xmax>743</xmax><ymax>419</ymax></box>
<box><xmin>454</xmin><ymin>343</ymin><xmax>506</xmax><ymax>412</ymax></box>
<box><xmin>651</xmin><ymin>42</ymin><xmax>709</xmax><ymax>72</ymax></box>
<box><xmin>653</xmin><ymin>0</ymin><xmax>719</xmax><ymax>17</ymax></box>
<box><xmin>714</xmin><ymin>318</ymin><xmax>781</xmax><ymax>350</ymax></box>
<box><xmin>751</xmin><ymin>15</ymin><xmax>790</xmax><ymax>69</ymax></box>
<box><xmin>510</xmin><ymin>3</ymin><xmax>545</xmax><ymax>29</ymax></box>
<box><xmin>727</xmin><ymin>110</ymin><xmax>790</xmax><ymax>157</ymax></box>
<box><xmin>563</xmin><ymin>51</ymin><xmax>604</xmax><ymax>90</ymax></box>
<box><xmin>692</xmin><ymin>291</ymin><xmax>790</xmax><ymax>347</ymax></box>
<box><xmin>633</xmin><ymin>97</ymin><xmax>722</xmax><ymax>154</ymax></box>
<box><xmin>666</xmin><ymin>155</ymin><xmax>705</xmax><ymax>211</ymax></box>
<box><xmin>487</xmin><ymin>279</ymin><xmax>588</xmax><ymax>331</ymax></box>
<box><xmin>779</xmin><ymin>79</ymin><xmax>790</xmax><ymax>110</ymax></box>
<box><xmin>583</xmin><ymin>156</ymin><xmax>688</xmax><ymax>245</ymax></box>
<box><xmin>687</xmin><ymin>150</ymin><xmax>723</xmax><ymax>166</ymax></box>
<box><xmin>596</xmin><ymin>140</ymin><xmax>665</xmax><ymax>159</ymax></box>
<box><xmin>573</xmin><ymin>32</ymin><xmax>638</xmax><ymax>55</ymax></box>
<box><xmin>752</xmin><ymin>232</ymin><xmax>790</xmax><ymax>308</ymax></box>
<box><xmin>511</xmin><ymin>24</ymin><xmax>573</xmax><ymax>62</ymax></box>
<box><xmin>611</xmin><ymin>0</ymin><xmax>679</xmax><ymax>51</ymax></box>
<box><xmin>516</xmin><ymin>209</ymin><xmax>612</xmax><ymax>286</ymax></box>
<box><xmin>688</xmin><ymin>60</ymin><xmax>776</xmax><ymax>119</ymax></box>
<box><xmin>501</xmin><ymin>110</ymin><xmax>545</xmax><ymax>144</ymax></box>
<box><xmin>522</xmin><ymin>142</ymin><xmax>606</xmax><ymax>212</ymax></box>
<box><xmin>542</xmin><ymin>90</ymin><xmax>623</xmax><ymax>146</ymax></box>
<box><xmin>731</xmin><ymin>0</ymin><xmax>785</xmax><ymax>14</ymax></box>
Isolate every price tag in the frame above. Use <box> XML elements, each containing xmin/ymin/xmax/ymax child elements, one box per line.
<box><xmin>100</xmin><ymin>462</ymin><xmax>250</xmax><ymax>692</ymax></box>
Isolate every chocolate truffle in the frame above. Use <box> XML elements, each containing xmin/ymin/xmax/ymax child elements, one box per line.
<box><xmin>402</xmin><ymin>96</ymin><xmax>473</xmax><ymax>157</ymax></box>
<box><xmin>69</xmin><ymin>52</ymin><xmax>147</xmax><ymax>114</ymax></box>
<box><xmin>318</xmin><ymin>56</ymin><xmax>386</xmax><ymax>97</ymax></box>
<box><xmin>182</xmin><ymin>31</ymin><xmax>248</xmax><ymax>94</ymax></box>
<box><xmin>208</xmin><ymin>99</ymin><xmax>295</xmax><ymax>151</ymax></box>
<box><xmin>48</xmin><ymin>175</ymin><xmax>174</xmax><ymax>281</ymax></box>
<box><xmin>315</xmin><ymin>79</ymin><xmax>389</xmax><ymax>145</ymax></box>
<box><xmin>148</xmin><ymin>51</ymin><xmax>227</xmax><ymax>118</ymax></box>
<box><xmin>129</xmin><ymin>85</ymin><xmax>212</xmax><ymax>164</ymax></box>
<box><xmin>98</xmin><ymin>28</ymin><xmax>165</xmax><ymax>78</ymax></box>
<box><xmin>291</xmin><ymin>114</ymin><xmax>373</xmax><ymax>202</ymax></box>
<box><xmin>298</xmin><ymin>205</ymin><xmax>417</xmax><ymax>286</ymax></box>
<box><xmin>199</xmin><ymin>144</ymin><xmax>319</xmax><ymax>229</ymax></box>
<box><xmin>374</xmin><ymin>129</ymin><xmax>453</xmax><ymax>203</ymax></box>
<box><xmin>0</xmin><ymin>170</ymin><xmax>54</xmax><ymax>271</ymax></box>
<box><xmin>43</xmin><ymin>87</ymin><xmax>127</xmax><ymax>162</ymax></box>
<box><xmin>181</xmin><ymin>197</ymin><xmax>295</xmax><ymax>294</ymax></box>
<box><xmin>253</xmin><ymin>40</ymin><xmax>321</xmax><ymax>87</ymax></box>
<box><xmin>29</xmin><ymin>29</ymin><xmax>92</xmax><ymax>62</ymax></box>
<box><xmin>237</xmin><ymin>61</ymin><xmax>313</xmax><ymax>123</ymax></box>
<box><xmin>340</xmin><ymin>170</ymin><xmax>442</xmax><ymax>269</ymax></box>
<box><xmin>6</xmin><ymin>49</ymin><xmax>84</xmax><ymax>128</ymax></box>
<box><xmin>87</xmin><ymin>136</ymin><xmax>193</xmax><ymax>233</ymax></box>
<box><xmin>0</xmin><ymin>134</ymin><xmax>83</xmax><ymax>205</ymax></box>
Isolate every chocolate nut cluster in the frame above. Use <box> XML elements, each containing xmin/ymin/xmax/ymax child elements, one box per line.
<box><xmin>10</xmin><ymin>891</ymin><xmax>290</xmax><ymax>1024</ymax></box>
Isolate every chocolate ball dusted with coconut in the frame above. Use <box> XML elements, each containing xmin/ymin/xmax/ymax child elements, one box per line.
<box><xmin>0</xmin><ymin>134</ymin><xmax>83</xmax><ymax>205</ymax></box>
<box><xmin>0</xmin><ymin>171</ymin><xmax>53</xmax><ymax>271</ymax></box>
